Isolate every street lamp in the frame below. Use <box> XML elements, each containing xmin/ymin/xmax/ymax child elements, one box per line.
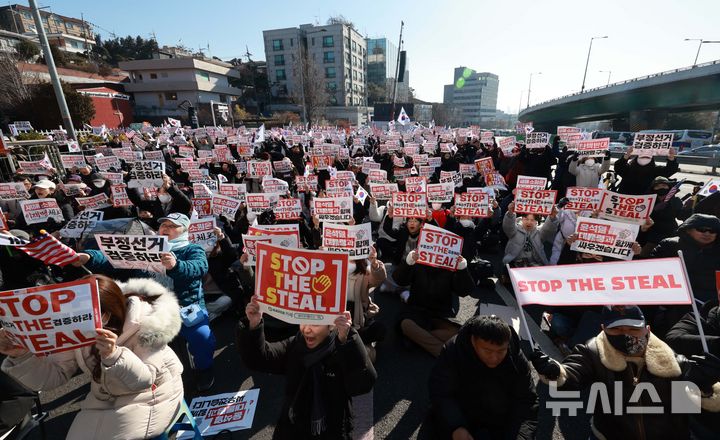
<box><xmin>527</xmin><ymin>72</ymin><xmax>541</xmax><ymax>108</ymax></box>
<box><xmin>581</xmin><ymin>36</ymin><xmax>608</xmax><ymax>93</ymax></box>
<box><xmin>599</xmin><ymin>70</ymin><xmax>612</xmax><ymax>86</ymax></box>
<box><xmin>684</xmin><ymin>38</ymin><xmax>720</xmax><ymax>67</ymax></box>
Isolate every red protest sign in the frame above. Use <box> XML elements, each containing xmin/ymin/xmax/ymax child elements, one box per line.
<box><xmin>565</xmin><ymin>187</ymin><xmax>604</xmax><ymax>211</ymax></box>
<box><xmin>391</xmin><ymin>192</ymin><xmax>427</xmax><ymax>218</ymax></box>
<box><xmin>255</xmin><ymin>243</ymin><xmax>348</xmax><ymax>325</ymax></box>
<box><xmin>192</xmin><ymin>197</ymin><xmax>212</xmax><ymax>217</ymax></box>
<box><xmin>416</xmin><ymin>223</ymin><xmax>463</xmax><ymax>270</ymax></box>
<box><xmin>454</xmin><ymin>192</ymin><xmax>491</xmax><ymax>217</ymax></box>
<box><xmin>295</xmin><ymin>175</ymin><xmax>319</xmax><ymax>192</ymax></box>
<box><xmin>514</xmin><ymin>189</ymin><xmax>557</xmax><ymax>215</ymax></box>
<box><xmin>474</xmin><ymin>157</ymin><xmax>495</xmax><ymax>176</ymax></box>
<box><xmin>0</xmin><ymin>278</ymin><xmax>101</xmax><ymax>354</ymax></box>
<box><xmin>598</xmin><ymin>190</ymin><xmax>656</xmax><ymax>225</ymax></box>
<box><xmin>405</xmin><ymin>176</ymin><xmax>427</xmax><ymax>193</ymax></box>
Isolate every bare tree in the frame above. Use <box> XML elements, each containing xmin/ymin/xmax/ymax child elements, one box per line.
<box><xmin>292</xmin><ymin>45</ymin><xmax>329</xmax><ymax>126</ymax></box>
<box><xmin>0</xmin><ymin>53</ymin><xmax>29</xmax><ymax>124</ymax></box>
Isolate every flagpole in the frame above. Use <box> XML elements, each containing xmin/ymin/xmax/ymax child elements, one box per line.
<box><xmin>390</xmin><ymin>21</ymin><xmax>404</xmax><ymax>123</ymax></box>
<box><xmin>678</xmin><ymin>251</ymin><xmax>710</xmax><ymax>353</ymax></box>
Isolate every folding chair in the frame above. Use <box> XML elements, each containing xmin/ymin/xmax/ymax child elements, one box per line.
<box><xmin>154</xmin><ymin>399</ymin><xmax>202</xmax><ymax>440</ymax></box>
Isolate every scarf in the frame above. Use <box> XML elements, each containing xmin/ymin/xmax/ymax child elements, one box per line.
<box><xmin>167</xmin><ymin>231</ymin><xmax>190</xmax><ymax>251</ymax></box>
<box><xmin>288</xmin><ymin>331</ymin><xmax>337</xmax><ymax>436</ymax></box>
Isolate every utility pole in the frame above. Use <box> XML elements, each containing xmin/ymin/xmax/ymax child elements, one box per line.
<box><xmin>29</xmin><ymin>0</ymin><xmax>76</xmax><ymax>139</ymax></box>
<box><xmin>390</xmin><ymin>21</ymin><xmax>404</xmax><ymax>122</ymax></box>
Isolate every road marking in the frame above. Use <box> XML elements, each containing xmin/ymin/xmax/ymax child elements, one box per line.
<box><xmin>353</xmin><ymin>389</ymin><xmax>374</xmax><ymax>440</ymax></box>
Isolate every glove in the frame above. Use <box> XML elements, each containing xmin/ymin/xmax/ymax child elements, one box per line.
<box><xmin>528</xmin><ymin>348</ymin><xmax>561</xmax><ymax>381</ymax></box>
<box><xmin>685</xmin><ymin>353</ymin><xmax>720</xmax><ymax>395</ymax></box>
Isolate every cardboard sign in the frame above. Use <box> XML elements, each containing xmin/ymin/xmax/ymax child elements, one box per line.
<box><xmin>127</xmin><ymin>160</ymin><xmax>165</xmax><ymax>188</ymax></box>
<box><xmin>497</xmin><ymin>136</ymin><xmax>517</xmax><ymax>155</ymax></box>
<box><xmin>525</xmin><ymin>132</ymin><xmax>550</xmax><ymax>149</ymax></box>
<box><xmin>295</xmin><ymin>175</ymin><xmax>319</xmax><ymax>192</ymax></box>
<box><xmin>416</xmin><ymin>224</ymin><xmax>463</xmax><ymax>271</ymax></box>
<box><xmin>325</xmin><ymin>178</ymin><xmax>354</xmax><ymax>198</ymax></box>
<box><xmin>368</xmin><ymin>183</ymin><xmax>398</xmax><ymax>201</ymax></box>
<box><xmin>95</xmin><ymin>234</ymin><xmax>169</xmax><ymax>272</ymax></box>
<box><xmin>405</xmin><ymin>176</ymin><xmax>426</xmax><ymax>194</ymax></box>
<box><xmin>254</xmin><ymin>243</ymin><xmax>348</xmax><ymax>325</ymax></box>
<box><xmin>59</xmin><ymin>211</ymin><xmax>104</xmax><ymax>238</ymax></box>
<box><xmin>514</xmin><ymin>189</ymin><xmax>557</xmax><ymax>215</ymax></box>
<box><xmin>571</xmin><ymin>217</ymin><xmax>639</xmax><ymax>261</ymax></box>
<box><xmin>598</xmin><ymin>190</ymin><xmax>656</xmax><ymax>225</ymax></box>
<box><xmin>565</xmin><ymin>187</ymin><xmax>604</xmax><ymax>211</ymax></box>
<box><xmin>218</xmin><ymin>183</ymin><xmax>247</xmax><ymax>203</ymax></box>
<box><xmin>246</xmin><ymin>193</ymin><xmax>280</xmax><ymax>216</ymax></box>
<box><xmin>20</xmin><ymin>199</ymin><xmax>64</xmax><ymax>224</ymax></box>
<box><xmin>274</xmin><ymin>198</ymin><xmax>302</xmax><ymax>220</ymax></box>
<box><xmin>474</xmin><ymin>157</ymin><xmax>495</xmax><ymax>176</ymax></box>
<box><xmin>0</xmin><ymin>183</ymin><xmax>30</xmax><ymax>201</ymax></box>
<box><xmin>110</xmin><ymin>184</ymin><xmax>133</xmax><ymax>207</ymax></box>
<box><xmin>188</xmin><ymin>218</ymin><xmax>217</xmax><ymax>252</ymax></box>
<box><xmin>248</xmin><ymin>224</ymin><xmax>301</xmax><ymax>249</ymax></box>
<box><xmin>212</xmin><ymin>194</ymin><xmax>242</xmax><ymax>218</ymax></box>
<box><xmin>76</xmin><ymin>193</ymin><xmax>111</xmax><ymax>210</ymax></box>
<box><xmin>178</xmin><ymin>389</ymin><xmax>259</xmax><ymax>439</ymax></box>
<box><xmin>96</xmin><ymin>155</ymin><xmax>121</xmax><ymax>171</ymax></box>
<box><xmin>0</xmin><ymin>278</ymin><xmax>101</xmax><ymax>355</ymax></box>
<box><xmin>60</xmin><ymin>154</ymin><xmax>87</xmax><ymax>169</ymax></box>
<box><xmin>311</xmin><ymin>197</ymin><xmax>353</xmax><ymax>223</ymax></box>
<box><xmin>262</xmin><ymin>177</ymin><xmax>289</xmax><ymax>194</ymax></box>
<box><xmin>509</xmin><ymin>258</ymin><xmax>692</xmax><ymax>306</ymax></box>
<box><xmin>454</xmin><ymin>192</ymin><xmax>491</xmax><ymax>217</ymax></box>
<box><xmin>516</xmin><ymin>175</ymin><xmax>547</xmax><ymax>190</ymax></box>
<box><xmin>577</xmin><ymin>138</ymin><xmax>609</xmax><ymax>158</ymax></box>
<box><xmin>632</xmin><ymin>132</ymin><xmax>673</xmax><ymax>156</ymax></box>
<box><xmin>247</xmin><ymin>161</ymin><xmax>273</xmax><ymax>179</ymax></box>
<box><xmin>427</xmin><ymin>183</ymin><xmax>455</xmax><ymax>203</ymax></box>
<box><xmin>322</xmin><ymin>223</ymin><xmax>372</xmax><ymax>260</ymax></box>
<box><xmin>192</xmin><ymin>197</ymin><xmax>212</xmax><ymax>217</ymax></box>
<box><xmin>391</xmin><ymin>192</ymin><xmax>427</xmax><ymax>218</ymax></box>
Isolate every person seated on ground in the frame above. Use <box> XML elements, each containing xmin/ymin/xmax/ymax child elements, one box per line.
<box><xmin>568</xmin><ymin>151</ymin><xmax>611</xmax><ymax>188</ymax></box>
<box><xmin>0</xmin><ymin>275</ymin><xmax>184</xmax><ymax>440</ymax></box>
<box><xmin>613</xmin><ymin>147</ymin><xmax>679</xmax><ymax>195</ymax></box>
<box><xmin>126</xmin><ymin>173</ymin><xmax>192</xmax><ymax>230</ymax></box>
<box><xmin>666</xmin><ymin>299</ymin><xmax>720</xmax><ymax>440</ymax></box>
<box><xmin>637</xmin><ymin>176</ymin><xmax>692</xmax><ymax>257</ymax></box>
<box><xmin>346</xmin><ymin>245</ymin><xmax>386</xmax><ymax>363</ymax></box>
<box><xmin>428</xmin><ymin>315</ymin><xmax>538</xmax><ymax>440</ymax></box>
<box><xmin>530</xmin><ymin>305</ymin><xmax>720</xmax><ymax>440</ymax></box>
<box><xmin>203</xmin><ymin>226</ymin><xmax>241</xmax><ymax>321</ymax></box>
<box><xmin>393</xmin><ymin>248</ymin><xmax>474</xmax><ymax>358</ymax></box>
<box><xmin>238</xmin><ymin>297</ymin><xmax>377</xmax><ymax>440</ymax></box>
<box><xmin>502</xmin><ymin>202</ymin><xmax>559</xmax><ymax>268</ymax></box>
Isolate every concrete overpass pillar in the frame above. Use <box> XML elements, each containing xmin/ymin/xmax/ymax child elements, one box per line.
<box><xmin>629</xmin><ymin>110</ymin><xmax>668</xmax><ymax>131</ymax></box>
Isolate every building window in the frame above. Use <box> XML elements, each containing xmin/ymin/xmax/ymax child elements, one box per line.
<box><xmin>323</xmin><ymin>51</ymin><xmax>334</xmax><ymax>63</ymax></box>
<box><xmin>326</xmin><ymin>82</ymin><xmax>337</xmax><ymax>91</ymax></box>
<box><xmin>276</xmin><ymin>69</ymin><xmax>286</xmax><ymax>81</ymax></box>
<box><xmin>353</xmin><ymin>70</ymin><xmax>357</xmax><ymax>80</ymax></box>
<box><xmin>272</xmin><ymin>39</ymin><xmax>283</xmax><ymax>51</ymax></box>
<box><xmin>150</xmin><ymin>73</ymin><xmax>158</xmax><ymax>79</ymax></box>
<box><xmin>137</xmin><ymin>73</ymin><xmax>143</xmax><ymax>80</ymax></box>
<box><xmin>164</xmin><ymin>92</ymin><xmax>177</xmax><ymax>100</ymax></box>
<box><xmin>345</xmin><ymin>52</ymin><xmax>351</xmax><ymax>63</ymax></box>
<box><xmin>197</xmin><ymin>71</ymin><xmax>210</xmax><ymax>81</ymax></box>
<box><xmin>325</xmin><ymin>67</ymin><xmax>336</xmax><ymax>79</ymax></box>
<box><xmin>353</xmin><ymin>55</ymin><xmax>357</xmax><ymax>67</ymax></box>
<box><xmin>66</xmin><ymin>22</ymin><xmax>74</xmax><ymax>29</ymax></box>
<box><xmin>290</xmin><ymin>38</ymin><xmax>294</xmax><ymax>47</ymax></box>
<box><xmin>352</xmin><ymin>41</ymin><xmax>357</xmax><ymax>52</ymax></box>
<box><xmin>311</xmin><ymin>37</ymin><xmax>315</xmax><ymax>46</ymax></box>
<box><xmin>322</xmin><ymin>35</ymin><xmax>334</xmax><ymax>47</ymax></box>
<box><xmin>22</xmin><ymin>12</ymin><xmax>31</xmax><ymax>19</ymax></box>
<box><xmin>274</xmin><ymin>54</ymin><xmax>285</xmax><ymax>66</ymax></box>
<box><xmin>345</xmin><ymin>68</ymin><xmax>350</xmax><ymax>78</ymax></box>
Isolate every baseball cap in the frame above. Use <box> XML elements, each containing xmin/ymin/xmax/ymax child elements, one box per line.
<box><xmin>158</xmin><ymin>212</ymin><xmax>190</xmax><ymax>229</ymax></box>
<box><xmin>32</xmin><ymin>180</ymin><xmax>56</xmax><ymax>190</ymax></box>
<box><xmin>601</xmin><ymin>305</ymin><xmax>646</xmax><ymax>329</ymax></box>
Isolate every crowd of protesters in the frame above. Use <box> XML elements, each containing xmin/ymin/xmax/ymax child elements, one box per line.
<box><xmin>0</xmin><ymin>122</ymin><xmax>718</xmax><ymax>440</ymax></box>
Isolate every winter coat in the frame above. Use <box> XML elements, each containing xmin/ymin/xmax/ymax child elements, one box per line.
<box><xmin>568</xmin><ymin>158</ymin><xmax>610</xmax><ymax>188</ymax></box>
<box><xmin>551</xmin><ymin>331</ymin><xmax>720</xmax><ymax>440</ymax></box>
<box><xmin>614</xmin><ymin>156</ymin><xmax>679</xmax><ymax>195</ymax></box>
<box><xmin>640</xmin><ymin>196</ymin><xmax>690</xmax><ymax>244</ymax></box>
<box><xmin>518</xmin><ymin>146</ymin><xmax>556</xmax><ymax>181</ymax></box>
<box><xmin>1</xmin><ymin>278</ymin><xmax>184</xmax><ymax>440</ymax></box>
<box><xmin>346</xmin><ymin>262</ymin><xmax>386</xmax><ymax>329</ymax></box>
<box><xmin>502</xmin><ymin>212</ymin><xmax>558</xmax><ymax>265</ymax></box>
<box><xmin>126</xmin><ymin>184</ymin><xmax>192</xmax><ymax>229</ymax></box>
<box><xmin>237</xmin><ymin>321</ymin><xmax>377</xmax><ymax>440</ymax></box>
<box><xmin>429</xmin><ymin>326</ymin><xmax>538</xmax><ymax>440</ymax></box>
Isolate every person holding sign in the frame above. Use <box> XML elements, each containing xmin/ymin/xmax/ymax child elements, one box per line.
<box><xmin>614</xmin><ymin>146</ymin><xmax>679</xmax><ymax>195</ymax></box>
<box><xmin>0</xmin><ymin>275</ymin><xmax>184</xmax><ymax>440</ymax></box>
<box><xmin>238</xmin><ymin>297</ymin><xmax>377</xmax><ymax>439</ymax></box>
<box><xmin>502</xmin><ymin>202</ymin><xmax>559</xmax><ymax>267</ymax></box>
<box><xmin>530</xmin><ymin>305</ymin><xmax>720</xmax><ymax>440</ymax></box>
<box><xmin>569</xmin><ymin>151</ymin><xmax>611</xmax><ymax>188</ymax></box>
<box><xmin>126</xmin><ymin>174</ymin><xmax>192</xmax><ymax>230</ymax></box>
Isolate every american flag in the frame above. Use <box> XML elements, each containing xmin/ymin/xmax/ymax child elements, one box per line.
<box><xmin>663</xmin><ymin>179</ymin><xmax>685</xmax><ymax>203</ymax></box>
<box><xmin>18</xmin><ymin>232</ymin><xmax>79</xmax><ymax>267</ymax></box>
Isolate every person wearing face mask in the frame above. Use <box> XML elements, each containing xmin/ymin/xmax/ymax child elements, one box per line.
<box><xmin>126</xmin><ymin>173</ymin><xmax>192</xmax><ymax>230</ymax></box>
<box><xmin>530</xmin><ymin>305</ymin><xmax>720</xmax><ymax>440</ymax></box>
<box><xmin>502</xmin><ymin>202</ymin><xmax>559</xmax><ymax>267</ymax></box>
<box><xmin>0</xmin><ymin>275</ymin><xmax>184</xmax><ymax>440</ymax></box>
<box><xmin>568</xmin><ymin>151</ymin><xmax>611</xmax><ymax>188</ymax></box>
<box><xmin>238</xmin><ymin>298</ymin><xmax>377</xmax><ymax>439</ymax></box>
<box><xmin>614</xmin><ymin>146</ymin><xmax>679</xmax><ymax>195</ymax></box>
<box><xmin>637</xmin><ymin>176</ymin><xmax>692</xmax><ymax>257</ymax></box>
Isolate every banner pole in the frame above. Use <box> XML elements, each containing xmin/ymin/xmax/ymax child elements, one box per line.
<box><xmin>678</xmin><ymin>251</ymin><xmax>710</xmax><ymax>353</ymax></box>
<box><xmin>506</xmin><ymin>264</ymin><xmax>535</xmax><ymax>347</ymax></box>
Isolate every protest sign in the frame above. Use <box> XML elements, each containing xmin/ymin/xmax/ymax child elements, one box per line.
<box><xmin>60</xmin><ymin>154</ymin><xmax>87</xmax><ymax>170</ymax></box>
<box><xmin>240</xmin><ymin>234</ymin><xmax>271</xmax><ymax>265</ymax></box>
<box><xmin>127</xmin><ymin>160</ymin><xmax>165</xmax><ymax>188</ymax></box>
<box><xmin>697</xmin><ymin>179</ymin><xmax>720</xmax><ymax>197</ymax></box>
<box><xmin>362</xmin><ymin>161</ymin><xmax>382</xmax><ymax>173</ymax></box>
<box><xmin>0</xmin><ymin>278</ymin><xmax>101</xmax><ymax>354</ymax></box>
<box><xmin>178</xmin><ymin>145</ymin><xmax>195</xmax><ymax>158</ymax></box>
<box><xmin>367</xmin><ymin>169</ymin><xmax>388</xmax><ymax>183</ymax></box>
<box><xmin>508</xmin><ymin>258</ymin><xmax>692</xmax><ymax>306</ymax></box>
<box><xmin>416</xmin><ymin>224</ymin><xmax>463</xmax><ymax>270</ymax></box>
<box><xmin>557</xmin><ymin>126</ymin><xmax>582</xmax><ymax>141</ymax></box>
<box><xmin>428</xmin><ymin>156</ymin><xmax>442</xmax><ymax>168</ymax></box>
<box><xmin>391</xmin><ymin>193</ymin><xmax>427</xmax><ymax>218</ymax></box>
<box><xmin>325</xmin><ymin>178</ymin><xmax>354</xmax><ymax>198</ymax></box>
<box><xmin>76</xmin><ymin>193</ymin><xmax>111</xmax><ymax>211</ymax></box>
<box><xmin>60</xmin><ymin>184</ymin><xmax>85</xmax><ymax>197</ymax></box>
<box><xmin>525</xmin><ymin>132</ymin><xmax>550</xmax><ymax>149</ymax></box>
<box><xmin>484</xmin><ymin>172</ymin><xmax>507</xmax><ymax>189</ymax></box>
<box><xmin>565</xmin><ymin>187</ymin><xmax>604</xmax><ymax>211</ymax></box>
<box><xmin>570</xmin><ymin>217</ymin><xmax>639</xmax><ymax>261</ymax></box>
<box><xmin>219</xmin><ymin>183</ymin><xmax>246</xmax><ymax>202</ymax></box>
<box><xmin>274</xmin><ymin>198</ymin><xmax>302</xmax><ymax>220</ymax></box>
<box><xmin>418</xmin><ymin>165</ymin><xmax>435</xmax><ymax>178</ymax></box>
<box><xmin>212</xmin><ymin>194</ymin><xmax>242</xmax><ymax>218</ymax></box>
<box><xmin>101</xmin><ymin>172</ymin><xmax>123</xmax><ymax>185</ymax></box>
<box><xmin>474</xmin><ymin>157</ymin><xmax>495</xmax><ymax>176</ymax></box>
<box><xmin>311</xmin><ymin>155</ymin><xmax>333</xmax><ymax>171</ymax></box>
<box><xmin>599</xmin><ymin>190</ymin><xmax>656</xmax><ymax>225</ymax></box>
<box><xmin>273</xmin><ymin>160</ymin><xmax>292</xmax><ymax>174</ymax></box>
<box><xmin>497</xmin><ymin>136</ymin><xmax>517</xmax><ymax>155</ymax></box>
<box><xmin>393</xmin><ymin>167</ymin><xmax>413</xmax><ymax>181</ymax></box>
<box><xmin>426</xmin><ymin>183</ymin><xmax>455</xmax><ymax>203</ymax></box>
<box><xmin>577</xmin><ymin>138</ymin><xmax>609</xmax><ymax>158</ymax></box>
<box><xmin>246</xmin><ymin>161</ymin><xmax>273</xmax><ymax>179</ymax></box>
<box><xmin>322</xmin><ymin>223</ymin><xmax>372</xmax><ymax>260</ymax></box>
<box><xmin>110</xmin><ymin>184</ymin><xmax>133</xmax><ymax>207</ymax></box>
<box><xmin>59</xmin><ymin>211</ymin><xmax>104</xmax><ymax>239</ymax></box>
<box><xmin>212</xmin><ymin>146</ymin><xmax>233</xmax><ymax>162</ymax></box>
<box><xmin>20</xmin><ymin>199</ymin><xmax>63</xmax><ymax>224</ymax></box>
<box><xmin>311</xmin><ymin>197</ymin><xmax>353</xmax><ymax>222</ymax></box>
<box><xmin>514</xmin><ymin>189</ymin><xmax>557</xmax><ymax>215</ymax></box>
<box><xmin>632</xmin><ymin>132</ymin><xmax>673</xmax><ymax>156</ymax></box>
<box><xmin>255</xmin><ymin>243</ymin><xmax>349</xmax><ymax>325</ymax></box>
<box><xmin>188</xmin><ymin>218</ymin><xmax>217</xmax><ymax>252</ymax></box>
<box><xmin>480</xmin><ymin>131</ymin><xmax>494</xmax><ymax>145</ymax></box>
<box><xmin>95</xmin><ymin>155</ymin><xmax>121</xmax><ymax>171</ymax></box>
<box><xmin>0</xmin><ymin>183</ymin><xmax>30</xmax><ymax>201</ymax></box>
<box><xmin>95</xmin><ymin>234</ymin><xmax>169</xmax><ymax>272</ymax></box>
<box><xmin>246</xmin><ymin>193</ymin><xmax>280</xmax><ymax>216</ymax></box>
<box><xmin>193</xmin><ymin>183</ymin><xmax>213</xmax><ymax>199</ymax></box>
<box><xmin>459</xmin><ymin>164</ymin><xmax>477</xmax><ymax>178</ymax></box>
<box><xmin>440</xmin><ymin>170</ymin><xmax>462</xmax><ymax>188</ymax></box>
<box><xmin>454</xmin><ymin>192</ymin><xmax>491</xmax><ymax>217</ymax></box>
<box><xmin>248</xmin><ymin>224</ymin><xmax>301</xmax><ymax>249</ymax></box>
<box><xmin>368</xmin><ymin>183</ymin><xmax>398</xmax><ymax>201</ymax></box>
<box><xmin>295</xmin><ymin>175</ymin><xmax>319</xmax><ymax>192</ymax></box>
<box><xmin>516</xmin><ymin>175</ymin><xmax>547</xmax><ymax>190</ymax></box>
<box><xmin>192</xmin><ymin>197</ymin><xmax>212</xmax><ymax>217</ymax></box>
<box><xmin>0</xmin><ymin>208</ymin><xmax>6</xmax><ymax>230</ymax></box>
<box><xmin>178</xmin><ymin>389</ymin><xmax>259</xmax><ymax>439</ymax></box>
<box><xmin>262</xmin><ymin>177</ymin><xmax>289</xmax><ymax>194</ymax></box>
<box><xmin>405</xmin><ymin>176</ymin><xmax>427</xmax><ymax>193</ymax></box>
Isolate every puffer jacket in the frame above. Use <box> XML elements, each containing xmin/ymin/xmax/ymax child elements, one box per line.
<box><xmin>1</xmin><ymin>278</ymin><xmax>184</xmax><ymax>440</ymax></box>
<box><xmin>502</xmin><ymin>211</ymin><xmax>558</xmax><ymax>265</ymax></box>
<box><xmin>569</xmin><ymin>158</ymin><xmax>610</xmax><ymax>188</ymax></box>
<box><xmin>614</xmin><ymin>156</ymin><xmax>679</xmax><ymax>195</ymax></box>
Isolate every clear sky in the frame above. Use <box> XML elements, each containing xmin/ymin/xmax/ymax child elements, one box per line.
<box><xmin>38</xmin><ymin>0</ymin><xmax>720</xmax><ymax>114</ymax></box>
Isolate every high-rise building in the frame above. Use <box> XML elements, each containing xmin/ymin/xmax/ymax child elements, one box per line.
<box><xmin>366</xmin><ymin>38</ymin><xmax>409</xmax><ymax>103</ymax></box>
<box><xmin>263</xmin><ymin>23</ymin><xmax>367</xmax><ymax>108</ymax></box>
<box><xmin>0</xmin><ymin>4</ymin><xmax>95</xmax><ymax>54</ymax></box>
<box><xmin>443</xmin><ymin>67</ymin><xmax>498</xmax><ymax>125</ymax></box>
